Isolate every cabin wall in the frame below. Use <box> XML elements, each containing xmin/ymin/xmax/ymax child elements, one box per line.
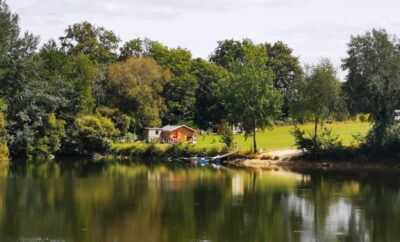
<box><xmin>161</xmin><ymin>127</ymin><xmax>196</xmax><ymax>143</ymax></box>
<box><xmin>146</xmin><ymin>129</ymin><xmax>162</xmax><ymax>142</ymax></box>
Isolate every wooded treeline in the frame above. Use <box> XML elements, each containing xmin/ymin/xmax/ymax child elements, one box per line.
<box><xmin>1</xmin><ymin>0</ymin><xmax>400</xmax><ymax>160</ymax></box>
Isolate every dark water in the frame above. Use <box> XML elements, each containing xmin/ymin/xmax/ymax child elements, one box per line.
<box><xmin>0</xmin><ymin>160</ymin><xmax>399</xmax><ymax>242</ymax></box>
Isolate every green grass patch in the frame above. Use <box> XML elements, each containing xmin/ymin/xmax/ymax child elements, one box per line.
<box><xmin>197</xmin><ymin>121</ymin><xmax>371</xmax><ymax>152</ymax></box>
<box><xmin>110</xmin><ymin>142</ymin><xmax>229</xmax><ymax>158</ymax></box>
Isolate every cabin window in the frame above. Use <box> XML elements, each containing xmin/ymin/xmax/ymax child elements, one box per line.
<box><xmin>155</xmin><ymin>130</ymin><xmax>159</xmax><ymax>135</ymax></box>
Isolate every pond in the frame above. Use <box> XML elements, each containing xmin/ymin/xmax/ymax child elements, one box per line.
<box><xmin>0</xmin><ymin>159</ymin><xmax>399</xmax><ymax>242</ymax></box>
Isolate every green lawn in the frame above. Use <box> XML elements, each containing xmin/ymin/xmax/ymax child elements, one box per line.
<box><xmin>197</xmin><ymin>122</ymin><xmax>371</xmax><ymax>152</ymax></box>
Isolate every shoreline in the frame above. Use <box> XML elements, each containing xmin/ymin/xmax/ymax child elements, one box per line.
<box><xmin>225</xmin><ymin>157</ymin><xmax>400</xmax><ymax>171</ymax></box>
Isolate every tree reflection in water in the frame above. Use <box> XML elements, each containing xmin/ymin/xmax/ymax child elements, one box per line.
<box><xmin>0</xmin><ymin>160</ymin><xmax>398</xmax><ymax>242</ymax></box>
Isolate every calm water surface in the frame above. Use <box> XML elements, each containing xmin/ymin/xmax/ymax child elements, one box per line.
<box><xmin>0</xmin><ymin>159</ymin><xmax>399</xmax><ymax>242</ymax></box>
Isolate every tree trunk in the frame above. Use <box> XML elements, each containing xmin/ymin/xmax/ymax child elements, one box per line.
<box><xmin>313</xmin><ymin>115</ymin><xmax>319</xmax><ymax>156</ymax></box>
<box><xmin>253</xmin><ymin>126</ymin><xmax>257</xmax><ymax>154</ymax></box>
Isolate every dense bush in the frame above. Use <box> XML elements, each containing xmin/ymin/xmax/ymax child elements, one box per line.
<box><xmin>292</xmin><ymin>126</ymin><xmax>346</xmax><ymax>158</ymax></box>
<box><xmin>96</xmin><ymin>106</ymin><xmax>132</xmax><ymax>134</ymax></box>
<box><xmin>28</xmin><ymin>113</ymin><xmax>66</xmax><ymax>158</ymax></box>
<box><xmin>62</xmin><ymin>115</ymin><xmax>118</xmax><ymax>155</ymax></box>
<box><xmin>220</xmin><ymin>125</ymin><xmax>234</xmax><ymax>148</ymax></box>
<box><xmin>360</xmin><ymin>123</ymin><xmax>400</xmax><ymax>157</ymax></box>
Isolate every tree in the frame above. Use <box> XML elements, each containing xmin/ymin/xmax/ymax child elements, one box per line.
<box><xmin>59</xmin><ymin>21</ymin><xmax>120</xmax><ymax>64</ymax></box>
<box><xmin>119</xmin><ymin>38</ymin><xmax>144</xmax><ymax>60</ymax></box>
<box><xmin>119</xmin><ymin>38</ymin><xmax>200</xmax><ymax>124</ymax></box>
<box><xmin>291</xmin><ymin>59</ymin><xmax>343</xmax><ymax>153</ymax></box>
<box><xmin>0</xmin><ymin>0</ymin><xmax>39</xmax><ymax>101</ymax></box>
<box><xmin>106</xmin><ymin>57</ymin><xmax>169</xmax><ymax>131</ymax></box>
<box><xmin>211</xmin><ymin>39</ymin><xmax>303</xmax><ymax>117</ymax></box>
<box><xmin>342</xmin><ymin>29</ymin><xmax>400</xmax><ymax>146</ymax></box>
<box><xmin>145</xmin><ymin>40</ymin><xmax>199</xmax><ymax>124</ymax></box>
<box><xmin>219</xmin><ymin>45</ymin><xmax>282</xmax><ymax>153</ymax></box>
<box><xmin>210</xmin><ymin>39</ymin><xmax>253</xmax><ymax>70</ymax></box>
<box><xmin>264</xmin><ymin>41</ymin><xmax>303</xmax><ymax>116</ymax></box>
<box><xmin>0</xmin><ymin>99</ymin><xmax>7</xmax><ymax>161</ymax></box>
<box><xmin>6</xmin><ymin>76</ymin><xmax>70</xmax><ymax>158</ymax></box>
<box><xmin>191</xmin><ymin>59</ymin><xmax>227</xmax><ymax>129</ymax></box>
<box><xmin>39</xmin><ymin>43</ymin><xmax>96</xmax><ymax>116</ymax></box>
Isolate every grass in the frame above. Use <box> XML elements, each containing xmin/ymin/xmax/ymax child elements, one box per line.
<box><xmin>197</xmin><ymin>121</ymin><xmax>371</xmax><ymax>152</ymax></box>
<box><xmin>109</xmin><ymin>142</ymin><xmax>229</xmax><ymax>158</ymax></box>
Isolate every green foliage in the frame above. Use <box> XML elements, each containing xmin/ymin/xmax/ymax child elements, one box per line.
<box><xmin>0</xmin><ymin>111</ymin><xmax>8</xmax><ymax>161</ymax></box>
<box><xmin>60</xmin><ymin>21</ymin><xmax>120</xmax><ymax>64</ymax></box>
<box><xmin>291</xmin><ymin>59</ymin><xmax>345</xmax><ymax>154</ymax></box>
<box><xmin>343</xmin><ymin>29</ymin><xmax>400</xmax><ymax>147</ymax></box>
<box><xmin>264</xmin><ymin>41</ymin><xmax>303</xmax><ymax>116</ymax></box>
<box><xmin>220</xmin><ymin>125</ymin><xmax>234</xmax><ymax>148</ymax></box>
<box><xmin>96</xmin><ymin>106</ymin><xmax>132</xmax><ymax>134</ymax></box>
<box><xmin>27</xmin><ymin>113</ymin><xmax>66</xmax><ymax>159</ymax></box>
<box><xmin>0</xmin><ymin>0</ymin><xmax>39</xmax><ymax>100</ymax></box>
<box><xmin>292</xmin><ymin>126</ymin><xmax>345</xmax><ymax>158</ymax></box>
<box><xmin>291</xmin><ymin>59</ymin><xmax>344</xmax><ymax>122</ymax></box>
<box><xmin>210</xmin><ymin>39</ymin><xmax>253</xmax><ymax>69</ymax></box>
<box><xmin>119</xmin><ymin>38</ymin><xmax>144</xmax><ymax>60</ymax></box>
<box><xmin>211</xmin><ymin>39</ymin><xmax>303</xmax><ymax>117</ymax></box>
<box><xmin>219</xmin><ymin>44</ymin><xmax>282</xmax><ymax>152</ymax></box>
<box><xmin>362</xmin><ymin>123</ymin><xmax>400</xmax><ymax>156</ymax></box>
<box><xmin>192</xmin><ymin>59</ymin><xmax>227</xmax><ymax>129</ymax></box>
<box><xmin>118</xmin><ymin>132</ymin><xmax>137</xmax><ymax>143</ymax></box>
<box><xmin>63</xmin><ymin>115</ymin><xmax>117</xmax><ymax>155</ymax></box>
<box><xmin>105</xmin><ymin>57</ymin><xmax>169</xmax><ymax>130</ymax></box>
<box><xmin>38</xmin><ymin>44</ymin><xmax>96</xmax><ymax>116</ymax></box>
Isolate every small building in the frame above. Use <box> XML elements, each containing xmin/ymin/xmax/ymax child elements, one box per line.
<box><xmin>395</xmin><ymin>110</ymin><xmax>400</xmax><ymax>122</ymax></box>
<box><xmin>144</xmin><ymin>128</ymin><xmax>163</xmax><ymax>143</ymax></box>
<box><xmin>144</xmin><ymin>125</ymin><xmax>197</xmax><ymax>143</ymax></box>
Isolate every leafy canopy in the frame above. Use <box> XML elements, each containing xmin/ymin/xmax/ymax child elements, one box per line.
<box><xmin>219</xmin><ymin>45</ymin><xmax>282</xmax><ymax>152</ymax></box>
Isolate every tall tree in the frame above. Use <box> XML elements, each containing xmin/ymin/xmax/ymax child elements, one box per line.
<box><xmin>209</xmin><ymin>39</ymin><xmax>253</xmax><ymax>70</ymax></box>
<box><xmin>191</xmin><ymin>59</ymin><xmax>227</xmax><ymax>129</ymax></box>
<box><xmin>119</xmin><ymin>38</ymin><xmax>200</xmax><ymax>124</ymax></box>
<box><xmin>0</xmin><ymin>99</ymin><xmax>7</xmax><ymax>161</ymax></box>
<box><xmin>146</xmin><ymin>40</ymin><xmax>199</xmax><ymax>124</ymax></box>
<box><xmin>106</xmin><ymin>57</ymin><xmax>169</xmax><ymax>130</ymax></box>
<box><xmin>211</xmin><ymin>39</ymin><xmax>302</xmax><ymax>116</ymax></box>
<box><xmin>291</xmin><ymin>59</ymin><xmax>343</xmax><ymax>151</ymax></box>
<box><xmin>0</xmin><ymin>0</ymin><xmax>39</xmax><ymax>101</ymax></box>
<box><xmin>59</xmin><ymin>21</ymin><xmax>120</xmax><ymax>64</ymax></box>
<box><xmin>342</xmin><ymin>29</ymin><xmax>400</xmax><ymax>146</ymax></box>
<box><xmin>264</xmin><ymin>41</ymin><xmax>303</xmax><ymax>116</ymax></box>
<box><xmin>39</xmin><ymin>43</ymin><xmax>96</xmax><ymax>116</ymax></box>
<box><xmin>219</xmin><ymin>45</ymin><xmax>282</xmax><ymax>153</ymax></box>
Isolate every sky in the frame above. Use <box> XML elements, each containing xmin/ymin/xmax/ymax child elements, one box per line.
<box><xmin>7</xmin><ymin>0</ymin><xmax>400</xmax><ymax>80</ymax></box>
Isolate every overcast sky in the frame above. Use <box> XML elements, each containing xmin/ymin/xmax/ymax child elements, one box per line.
<box><xmin>7</xmin><ymin>0</ymin><xmax>400</xmax><ymax>80</ymax></box>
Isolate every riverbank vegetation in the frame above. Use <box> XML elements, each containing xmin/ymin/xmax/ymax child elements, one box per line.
<box><xmin>0</xmin><ymin>0</ymin><xmax>399</xmax><ymax>162</ymax></box>
<box><xmin>110</xmin><ymin>143</ymin><xmax>229</xmax><ymax>159</ymax></box>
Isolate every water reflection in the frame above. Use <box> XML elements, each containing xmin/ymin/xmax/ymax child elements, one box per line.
<box><xmin>0</xmin><ymin>160</ymin><xmax>399</xmax><ymax>242</ymax></box>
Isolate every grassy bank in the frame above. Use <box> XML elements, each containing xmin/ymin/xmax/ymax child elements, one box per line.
<box><xmin>109</xmin><ymin>143</ymin><xmax>229</xmax><ymax>158</ymax></box>
<box><xmin>197</xmin><ymin>121</ymin><xmax>371</xmax><ymax>152</ymax></box>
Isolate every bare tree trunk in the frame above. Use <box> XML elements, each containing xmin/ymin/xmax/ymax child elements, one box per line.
<box><xmin>313</xmin><ymin>115</ymin><xmax>319</xmax><ymax>156</ymax></box>
<box><xmin>253</xmin><ymin>125</ymin><xmax>257</xmax><ymax>153</ymax></box>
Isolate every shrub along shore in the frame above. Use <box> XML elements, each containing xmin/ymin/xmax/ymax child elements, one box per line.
<box><xmin>108</xmin><ymin>143</ymin><xmax>230</xmax><ymax>160</ymax></box>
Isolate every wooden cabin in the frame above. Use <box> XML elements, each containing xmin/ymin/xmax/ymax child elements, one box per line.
<box><xmin>144</xmin><ymin>125</ymin><xmax>197</xmax><ymax>143</ymax></box>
